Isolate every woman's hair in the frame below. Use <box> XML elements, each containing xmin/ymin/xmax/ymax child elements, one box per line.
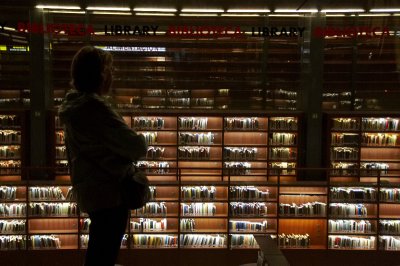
<box><xmin>70</xmin><ymin>46</ymin><xmax>112</xmax><ymax>93</ymax></box>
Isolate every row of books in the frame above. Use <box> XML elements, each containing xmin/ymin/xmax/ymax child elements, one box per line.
<box><xmin>279</xmin><ymin>233</ymin><xmax>310</xmax><ymax>248</ymax></box>
<box><xmin>136</xmin><ymin>202</ymin><xmax>167</xmax><ymax>216</ymax></box>
<box><xmin>331</xmin><ymin>162</ymin><xmax>358</xmax><ymax>175</ymax></box>
<box><xmin>178</xmin><ymin>146</ymin><xmax>210</xmax><ymax>160</ymax></box>
<box><xmin>0</xmin><ymin>220</ymin><xmax>25</xmax><ymax>233</ymax></box>
<box><xmin>229</xmin><ymin>220</ymin><xmax>268</xmax><ymax>232</ymax></box>
<box><xmin>0</xmin><ymin>203</ymin><xmax>26</xmax><ymax>216</ymax></box>
<box><xmin>332</xmin><ymin>118</ymin><xmax>359</xmax><ymax>130</ymax></box>
<box><xmin>269</xmin><ymin>162</ymin><xmax>296</xmax><ymax>175</ymax></box>
<box><xmin>131</xmin><ymin>218</ymin><xmax>167</xmax><ymax>231</ymax></box>
<box><xmin>80</xmin><ymin>218</ymin><xmax>90</xmax><ymax>232</ymax></box>
<box><xmin>146</xmin><ymin>89</ymin><xmax>190</xmax><ymax>97</ymax></box>
<box><xmin>0</xmin><ymin>98</ymin><xmax>29</xmax><ymax>106</ymax></box>
<box><xmin>165</xmin><ymin>90</ymin><xmax>189</xmax><ymax>97</ymax></box>
<box><xmin>180</xmin><ymin>219</ymin><xmax>195</xmax><ymax>231</ymax></box>
<box><xmin>180</xmin><ymin>234</ymin><xmax>225</xmax><ymax>248</ymax></box>
<box><xmin>130</xmin><ymin>117</ymin><xmax>297</xmax><ymax>131</ymax></box>
<box><xmin>0</xmin><ymin>160</ymin><xmax>21</xmax><ymax>175</ymax></box>
<box><xmin>225</xmin><ymin>118</ymin><xmax>259</xmax><ymax>130</ymax></box>
<box><xmin>192</xmin><ymin>98</ymin><xmax>214</xmax><ymax>107</ymax></box>
<box><xmin>29</xmin><ymin>187</ymin><xmax>67</xmax><ymax>200</ymax></box>
<box><xmin>330</xmin><ymin>187</ymin><xmax>376</xmax><ymax>201</ymax></box>
<box><xmin>0</xmin><ymin>186</ymin><xmax>16</xmax><ymax>200</ymax></box>
<box><xmin>230</xmin><ymin>202</ymin><xmax>267</xmax><ymax>216</ymax></box>
<box><xmin>269</xmin><ymin>133</ymin><xmax>296</xmax><ymax>145</ymax></box>
<box><xmin>279</xmin><ymin>202</ymin><xmax>326</xmax><ymax>216</ymax></box>
<box><xmin>179</xmin><ymin>117</ymin><xmax>208</xmax><ymax>130</ymax></box>
<box><xmin>0</xmin><ymin>146</ymin><xmax>20</xmax><ymax>159</ymax></box>
<box><xmin>142</xmin><ymin>132</ymin><xmax>158</xmax><ymax>145</ymax></box>
<box><xmin>224</xmin><ymin>147</ymin><xmax>257</xmax><ymax>160</ymax></box>
<box><xmin>146</xmin><ymin>147</ymin><xmax>164</xmax><ymax>159</ymax></box>
<box><xmin>380</xmin><ymin>220</ymin><xmax>400</xmax><ymax>234</ymax></box>
<box><xmin>331</xmin><ymin>147</ymin><xmax>359</xmax><ymax>160</ymax></box>
<box><xmin>0</xmin><ymin>235</ymin><xmax>25</xmax><ymax>249</ymax></box>
<box><xmin>380</xmin><ymin>189</ymin><xmax>400</xmax><ymax>202</ymax></box>
<box><xmin>136</xmin><ymin>161</ymin><xmax>170</xmax><ymax>174</ymax></box>
<box><xmin>328</xmin><ymin>235</ymin><xmax>375</xmax><ymax>249</ymax></box>
<box><xmin>0</xmin><ymin>115</ymin><xmax>20</xmax><ymax>127</ymax></box>
<box><xmin>132</xmin><ymin>234</ymin><xmax>178</xmax><ymax>247</ymax></box>
<box><xmin>181</xmin><ymin>186</ymin><xmax>216</xmax><ymax>200</ymax></box>
<box><xmin>181</xmin><ymin>203</ymin><xmax>216</xmax><ymax>216</ymax></box>
<box><xmin>167</xmin><ymin>98</ymin><xmax>190</xmax><ymax>106</ymax></box>
<box><xmin>269</xmin><ymin>148</ymin><xmax>296</xmax><ymax>160</ymax></box>
<box><xmin>55</xmin><ymin>146</ymin><xmax>66</xmax><ymax>159</ymax></box>
<box><xmin>179</xmin><ymin>132</ymin><xmax>214</xmax><ymax>145</ymax></box>
<box><xmin>379</xmin><ymin>236</ymin><xmax>400</xmax><ymax>250</ymax></box>
<box><xmin>329</xmin><ymin>220</ymin><xmax>372</xmax><ymax>233</ymax></box>
<box><xmin>229</xmin><ymin>186</ymin><xmax>269</xmax><ymax>200</ymax></box>
<box><xmin>149</xmin><ymin>187</ymin><xmax>157</xmax><ymax>200</ymax></box>
<box><xmin>132</xmin><ymin>117</ymin><xmax>165</xmax><ymax>130</ymax></box>
<box><xmin>30</xmin><ymin>235</ymin><xmax>61</xmax><ymax>249</ymax></box>
<box><xmin>231</xmin><ymin>234</ymin><xmax>257</xmax><ymax>248</ymax></box>
<box><xmin>329</xmin><ymin>203</ymin><xmax>368</xmax><ymax>217</ymax></box>
<box><xmin>331</xmin><ymin>133</ymin><xmax>358</xmax><ymax>145</ymax></box>
<box><xmin>224</xmin><ymin>162</ymin><xmax>251</xmax><ymax>175</ymax></box>
<box><xmin>29</xmin><ymin>203</ymin><xmax>77</xmax><ymax>216</ymax></box>
<box><xmin>270</xmin><ymin>89</ymin><xmax>297</xmax><ymax>100</ymax></box>
<box><xmin>269</xmin><ymin>118</ymin><xmax>298</xmax><ymax>130</ymax></box>
<box><xmin>0</xmin><ymin>130</ymin><xmax>21</xmax><ymax>144</ymax></box>
<box><xmin>362</xmin><ymin>118</ymin><xmax>399</xmax><ymax>131</ymax></box>
<box><xmin>362</xmin><ymin>133</ymin><xmax>398</xmax><ymax>146</ymax></box>
<box><xmin>361</xmin><ymin>163</ymin><xmax>389</xmax><ymax>173</ymax></box>
<box><xmin>55</xmin><ymin>131</ymin><xmax>65</xmax><ymax>144</ymax></box>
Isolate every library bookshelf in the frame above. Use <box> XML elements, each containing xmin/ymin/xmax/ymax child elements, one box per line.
<box><xmin>2</xmin><ymin>170</ymin><xmax>400</xmax><ymax>252</ymax></box>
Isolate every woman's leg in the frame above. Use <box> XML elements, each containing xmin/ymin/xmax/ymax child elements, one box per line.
<box><xmin>85</xmin><ymin>205</ymin><xmax>129</xmax><ymax>266</ymax></box>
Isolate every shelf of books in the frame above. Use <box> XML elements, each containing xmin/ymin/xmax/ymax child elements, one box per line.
<box><xmin>27</xmin><ymin>182</ymin><xmax>78</xmax><ymax>250</ymax></box>
<box><xmin>378</xmin><ymin>169</ymin><xmax>400</xmax><ymax>251</ymax></box>
<box><xmin>329</xmin><ymin>116</ymin><xmax>400</xmax><ymax>183</ymax></box>
<box><xmin>328</xmin><ymin>176</ymin><xmax>378</xmax><ymax>251</ymax></box>
<box><xmin>54</xmin><ymin>116</ymin><xmax>68</xmax><ymax>177</ymax></box>
<box><xmin>0</xmin><ymin>112</ymin><xmax>26</xmax><ymax>250</ymax></box>
<box><xmin>278</xmin><ymin>183</ymin><xmax>328</xmax><ymax>250</ymax></box>
<box><xmin>3</xmin><ymin>176</ymin><xmax>400</xmax><ymax>252</ymax></box>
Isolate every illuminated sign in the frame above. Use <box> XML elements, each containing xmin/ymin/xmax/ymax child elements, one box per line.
<box><xmin>17</xmin><ymin>22</ymin><xmax>94</xmax><ymax>36</ymax></box>
<box><xmin>104</xmin><ymin>25</ymin><xmax>158</xmax><ymax>35</ymax></box>
<box><xmin>0</xmin><ymin>45</ymin><xmax>29</xmax><ymax>52</ymax></box>
<box><xmin>96</xmin><ymin>46</ymin><xmax>166</xmax><ymax>52</ymax></box>
<box><xmin>313</xmin><ymin>26</ymin><xmax>391</xmax><ymax>38</ymax></box>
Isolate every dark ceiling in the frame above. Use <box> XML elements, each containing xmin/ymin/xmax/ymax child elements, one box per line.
<box><xmin>1</xmin><ymin>0</ymin><xmax>399</xmax><ymax>10</ymax></box>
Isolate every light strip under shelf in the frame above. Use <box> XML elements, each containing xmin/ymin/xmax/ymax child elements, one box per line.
<box><xmin>179</xmin><ymin>13</ymin><xmax>219</xmax><ymax>17</ymax></box>
<box><xmin>227</xmin><ymin>9</ymin><xmax>270</xmax><ymax>13</ymax></box>
<box><xmin>181</xmin><ymin>8</ymin><xmax>224</xmax><ymax>13</ymax></box>
<box><xmin>86</xmin><ymin>6</ymin><xmax>130</xmax><ymax>11</ymax></box>
<box><xmin>92</xmin><ymin>11</ymin><xmax>132</xmax><ymax>15</ymax></box>
<box><xmin>321</xmin><ymin>9</ymin><xmax>365</xmax><ymax>13</ymax></box>
<box><xmin>274</xmin><ymin>9</ymin><xmax>318</xmax><ymax>13</ymax></box>
<box><xmin>136</xmin><ymin>13</ymin><xmax>175</xmax><ymax>16</ymax></box>
<box><xmin>35</xmin><ymin>5</ymin><xmax>81</xmax><ymax>10</ymax></box>
<box><xmin>49</xmin><ymin>10</ymin><xmax>86</xmax><ymax>14</ymax></box>
<box><xmin>370</xmin><ymin>8</ymin><xmax>400</xmax><ymax>12</ymax></box>
<box><xmin>133</xmin><ymin>8</ymin><xmax>177</xmax><ymax>12</ymax></box>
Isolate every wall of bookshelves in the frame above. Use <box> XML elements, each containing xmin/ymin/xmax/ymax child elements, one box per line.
<box><xmin>329</xmin><ymin>116</ymin><xmax>400</xmax><ymax>182</ymax></box>
<box><xmin>1</xmin><ymin>174</ymin><xmax>400</xmax><ymax>251</ymax></box>
<box><xmin>0</xmin><ymin>112</ymin><xmax>25</xmax><ymax>250</ymax></box>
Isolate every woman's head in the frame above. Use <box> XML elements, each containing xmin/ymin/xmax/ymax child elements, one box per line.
<box><xmin>71</xmin><ymin>46</ymin><xmax>113</xmax><ymax>95</ymax></box>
